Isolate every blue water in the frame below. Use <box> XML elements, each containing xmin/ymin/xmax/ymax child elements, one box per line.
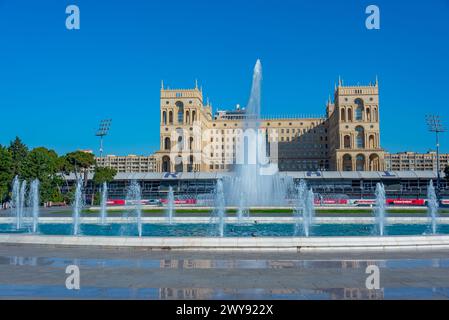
<box><xmin>0</xmin><ymin>223</ymin><xmax>447</xmax><ymax>237</ymax></box>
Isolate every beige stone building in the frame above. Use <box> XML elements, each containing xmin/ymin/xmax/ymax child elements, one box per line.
<box><xmin>95</xmin><ymin>155</ymin><xmax>157</xmax><ymax>173</ymax></box>
<box><xmin>385</xmin><ymin>151</ymin><xmax>449</xmax><ymax>171</ymax></box>
<box><xmin>153</xmin><ymin>79</ymin><xmax>385</xmax><ymax>172</ymax></box>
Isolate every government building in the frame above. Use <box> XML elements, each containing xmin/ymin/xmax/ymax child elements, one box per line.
<box><xmin>153</xmin><ymin>79</ymin><xmax>384</xmax><ymax>173</ymax></box>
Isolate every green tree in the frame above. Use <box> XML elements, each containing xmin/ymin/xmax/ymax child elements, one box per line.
<box><xmin>93</xmin><ymin>166</ymin><xmax>117</xmax><ymax>186</ymax></box>
<box><xmin>0</xmin><ymin>145</ymin><xmax>13</xmax><ymax>203</ymax></box>
<box><xmin>91</xmin><ymin>166</ymin><xmax>117</xmax><ymax>205</ymax></box>
<box><xmin>62</xmin><ymin>151</ymin><xmax>96</xmax><ymax>186</ymax></box>
<box><xmin>22</xmin><ymin>147</ymin><xmax>64</xmax><ymax>203</ymax></box>
<box><xmin>7</xmin><ymin>137</ymin><xmax>28</xmax><ymax>177</ymax></box>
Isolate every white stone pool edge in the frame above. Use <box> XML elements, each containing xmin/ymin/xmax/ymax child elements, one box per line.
<box><xmin>1</xmin><ymin>217</ymin><xmax>449</xmax><ymax>224</ymax></box>
<box><xmin>1</xmin><ymin>234</ymin><xmax>449</xmax><ymax>253</ymax></box>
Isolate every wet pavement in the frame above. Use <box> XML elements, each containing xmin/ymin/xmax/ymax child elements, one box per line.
<box><xmin>0</xmin><ymin>245</ymin><xmax>448</xmax><ymax>299</ymax></box>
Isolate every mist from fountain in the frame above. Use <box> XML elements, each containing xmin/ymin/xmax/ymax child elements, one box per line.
<box><xmin>12</xmin><ymin>176</ymin><xmax>21</xmax><ymax>229</ymax></box>
<box><xmin>72</xmin><ymin>179</ymin><xmax>83</xmax><ymax>236</ymax></box>
<box><xmin>224</xmin><ymin>60</ymin><xmax>294</xmax><ymax>209</ymax></box>
<box><xmin>237</xmin><ymin>196</ymin><xmax>249</xmax><ymax>223</ymax></box>
<box><xmin>427</xmin><ymin>180</ymin><xmax>439</xmax><ymax>234</ymax></box>
<box><xmin>211</xmin><ymin>180</ymin><xmax>226</xmax><ymax>237</ymax></box>
<box><xmin>294</xmin><ymin>180</ymin><xmax>315</xmax><ymax>237</ymax></box>
<box><xmin>166</xmin><ymin>186</ymin><xmax>175</xmax><ymax>224</ymax></box>
<box><xmin>374</xmin><ymin>183</ymin><xmax>387</xmax><ymax>236</ymax></box>
<box><xmin>126</xmin><ymin>180</ymin><xmax>143</xmax><ymax>237</ymax></box>
<box><xmin>16</xmin><ymin>180</ymin><xmax>27</xmax><ymax>229</ymax></box>
<box><xmin>30</xmin><ymin>179</ymin><xmax>40</xmax><ymax>233</ymax></box>
<box><xmin>294</xmin><ymin>180</ymin><xmax>306</xmax><ymax>236</ymax></box>
<box><xmin>100</xmin><ymin>182</ymin><xmax>108</xmax><ymax>225</ymax></box>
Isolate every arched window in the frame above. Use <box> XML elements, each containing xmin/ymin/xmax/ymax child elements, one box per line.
<box><xmin>162</xmin><ymin>156</ymin><xmax>170</xmax><ymax>172</ymax></box>
<box><xmin>176</xmin><ymin>101</ymin><xmax>184</xmax><ymax>124</ymax></box>
<box><xmin>192</xmin><ymin>110</ymin><xmax>196</xmax><ymax>123</ymax></box>
<box><xmin>369</xmin><ymin>154</ymin><xmax>380</xmax><ymax>171</ymax></box>
<box><xmin>189</xmin><ymin>137</ymin><xmax>194</xmax><ymax>150</ymax></box>
<box><xmin>177</xmin><ymin>136</ymin><xmax>183</xmax><ymax>152</ymax></box>
<box><xmin>343</xmin><ymin>154</ymin><xmax>352</xmax><ymax>171</ymax></box>
<box><xmin>355</xmin><ymin>98</ymin><xmax>364</xmax><ymax>121</ymax></box>
<box><xmin>356</xmin><ymin>154</ymin><xmax>365</xmax><ymax>171</ymax></box>
<box><xmin>374</xmin><ymin>108</ymin><xmax>378</xmax><ymax>122</ymax></box>
<box><xmin>340</xmin><ymin>108</ymin><xmax>346</xmax><ymax>122</ymax></box>
<box><xmin>366</xmin><ymin>108</ymin><xmax>371</xmax><ymax>122</ymax></box>
<box><xmin>169</xmin><ymin>111</ymin><xmax>173</xmax><ymax>125</ymax></box>
<box><xmin>344</xmin><ymin>135</ymin><xmax>351</xmax><ymax>149</ymax></box>
<box><xmin>164</xmin><ymin>137</ymin><xmax>171</xmax><ymax>150</ymax></box>
<box><xmin>369</xmin><ymin>135</ymin><xmax>375</xmax><ymax>148</ymax></box>
<box><xmin>187</xmin><ymin>155</ymin><xmax>194</xmax><ymax>172</ymax></box>
<box><xmin>162</xmin><ymin>111</ymin><xmax>167</xmax><ymax>125</ymax></box>
<box><xmin>174</xmin><ymin>155</ymin><xmax>183</xmax><ymax>173</ymax></box>
<box><xmin>348</xmin><ymin>108</ymin><xmax>353</xmax><ymax>122</ymax></box>
<box><xmin>186</xmin><ymin>111</ymin><xmax>190</xmax><ymax>124</ymax></box>
<box><xmin>355</xmin><ymin>126</ymin><xmax>365</xmax><ymax>148</ymax></box>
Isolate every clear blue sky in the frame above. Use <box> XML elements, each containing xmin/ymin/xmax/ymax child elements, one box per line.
<box><xmin>1</xmin><ymin>0</ymin><xmax>448</xmax><ymax>156</ymax></box>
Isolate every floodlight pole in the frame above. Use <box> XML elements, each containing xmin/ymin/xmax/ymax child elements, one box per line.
<box><xmin>426</xmin><ymin>115</ymin><xmax>446</xmax><ymax>199</ymax></box>
<box><xmin>96</xmin><ymin>119</ymin><xmax>112</xmax><ymax>160</ymax></box>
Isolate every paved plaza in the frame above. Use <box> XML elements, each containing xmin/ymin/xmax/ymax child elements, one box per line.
<box><xmin>0</xmin><ymin>244</ymin><xmax>448</xmax><ymax>299</ymax></box>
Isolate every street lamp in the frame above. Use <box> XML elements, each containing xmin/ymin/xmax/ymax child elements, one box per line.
<box><xmin>426</xmin><ymin>114</ymin><xmax>446</xmax><ymax>193</ymax></box>
<box><xmin>96</xmin><ymin>119</ymin><xmax>112</xmax><ymax>159</ymax></box>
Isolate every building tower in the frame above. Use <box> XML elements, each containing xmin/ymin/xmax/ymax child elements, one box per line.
<box><xmin>328</xmin><ymin>78</ymin><xmax>385</xmax><ymax>171</ymax></box>
<box><xmin>155</xmin><ymin>81</ymin><xmax>212</xmax><ymax>173</ymax></box>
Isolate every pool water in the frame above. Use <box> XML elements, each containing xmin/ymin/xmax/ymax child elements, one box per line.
<box><xmin>0</xmin><ymin>223</ymin><xmax>447</xmax><ymax>237</ymax></box>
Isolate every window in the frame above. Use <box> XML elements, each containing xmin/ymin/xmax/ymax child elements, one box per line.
<box><xmin>355</xmin><ymin>98</ymin><xmax>364</xmax><ymax>121</ymax></box>
<box><xmin>176</xmin><ymin>101</ymin><xmax>184</xmax><ymax>124</ymax></box>
<box><xmin>164</xmin><ymin>137</ymin><xmax>171</xmax><ymax>150</ymax></box>
<box><xmin>355</xmin><ymin>126</ymin><xmax>365</xmax><ymax>148</ymax></box>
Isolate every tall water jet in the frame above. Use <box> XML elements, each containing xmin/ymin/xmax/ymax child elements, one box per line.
<box><xmin>427</xmin><ymin>180</ymin><xmax>439</xmax><ymax>234</ymax></box>
<box><xmin>126</xmin><ymin>180</ymin><xmax>143</xmax><ymax>237</ymax></box>
<box><xmin>294</xmin><ymin>180</ymin><xmax>315</xmax><ymax>237</ymax></box>
<box><xmin>17</xmin><ymin>180</ymin><xmax>28</xmax><ymax>229</ymax></box>
<box><xmin>304</xmin><ymin>188</ymin><xmax>316</xmax><ymax>237</ymax></box>
<box><xmin>166</xmin><ymin>186</ymin><xmax>175</xmax><ymax>224</ymax></box>
<box><xmin>236</xmin><ymin>196</ymin><xmax>249</xmax><ymax>223</ymax></box>
<box><xmin>211</xmin><ymin>180</ymin><xmax>226</xmax><ymax>237</ymax></box>
<box><xmin>30</xmin><ymin>179</ymin><xmax>40</xmax><ymax>233</ymax></box>
<box><xmin>225</xmin><ymin>60</ymin><xmax>294</xmax><ymax>207</ymax></box>
<box><xmin>100</xmin><ymin>182</ymin><xmax>108</xmax><ymax>225</ymax></box>
<box><xmin>12</xmin><ymin>176</ymin><xmax>21</xmax><ymax>229</ymax></box>
<box><xmin>72</xmin><ymin>179</ymin><xmax>83</xmax><ymax>236</ymax></box>
<box><xmin>374</xmin><ymin>183</ymin><xmax>386</xmax><ymax>236</ymax></box>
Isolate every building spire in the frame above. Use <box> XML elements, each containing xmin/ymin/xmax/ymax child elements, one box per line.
<box><xmin>375</xmin><ymin>75</ymin><xmax>379</xmax><ymax>87</ymax></box>
<box><xmin>338</xmin><ymin>75</ymin><xmax>342</xmax><ymax>87</ymax></box>
<box><xmin>161</xmin><ymin>80</ymin><xmax>164</xmax><ymax>90</ymax></box>
<box><xmin>195</xmin><ymin>79</ymin><xmax>198</xmax><ymax>89</ymax></box>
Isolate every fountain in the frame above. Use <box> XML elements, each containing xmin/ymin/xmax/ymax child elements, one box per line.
<box><xmin>427</xmin><ymin>180</ymin><xmax>439</xmax><ymax>234</ymax></box>
<box><xmin>166</xmin><ymin>186</ymin><xmax>175</xmax><ymax>224</ymax></box>
<box><xmin>236</xmin><ymin>197</ymin><xmax>249</xmax><ymax>223</ymax></box>
<box><xmin>374</xmin><ymin>183</ymin><xmax>387</xmax><ymax>236</ymax></box>
<box><xmin>30</xmin><ymin>179</ymin><xmax>40</xmax><ymax>233</ymax></box>
<box><xmin>211</xmin><ymin>179</ymin><xmax>226</xmax><ymax>237</ymax></box>
<box><xmin>72</xmin><ymin>179</ymin><xmax>83</xmax><ymax>236</ymax></box>
<box><xmin>224</xmin><ymin>60</ymin><xmax>294</xmax><ymax>209</ymax></box>
<box><xmin>19</xmin><ymin>180</ymin><xmax>27</xmax><ymax>227</ymax></box>
<box><xmin>126</xmin><ymin>180</ymin><xmax>143</xmax><ymax>237</ymax></box>
<box><xmin>294</xmin><ymin>179</ymin><xmax>315</xmax><ymax>237</ymax></box>
<box><xmin>11</xmin><ymin>176</ymin><xmax>21</xmax><ymax>229</ymax></box>
<box><xmin>294</xmin><ymin>180</ymin><xmax>316</xmax><ymax>237</ymax></box>
<box><xmin>100</xmin><ymin>182</ymin><xmax>108</xmax><ymax>225</ymax></box>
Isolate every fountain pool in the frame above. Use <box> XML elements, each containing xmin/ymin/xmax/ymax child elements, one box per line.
<box><xmin>0</xmin><ymin>219</ymin><xmax>446</xmax><ymax>237</ymax></box>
